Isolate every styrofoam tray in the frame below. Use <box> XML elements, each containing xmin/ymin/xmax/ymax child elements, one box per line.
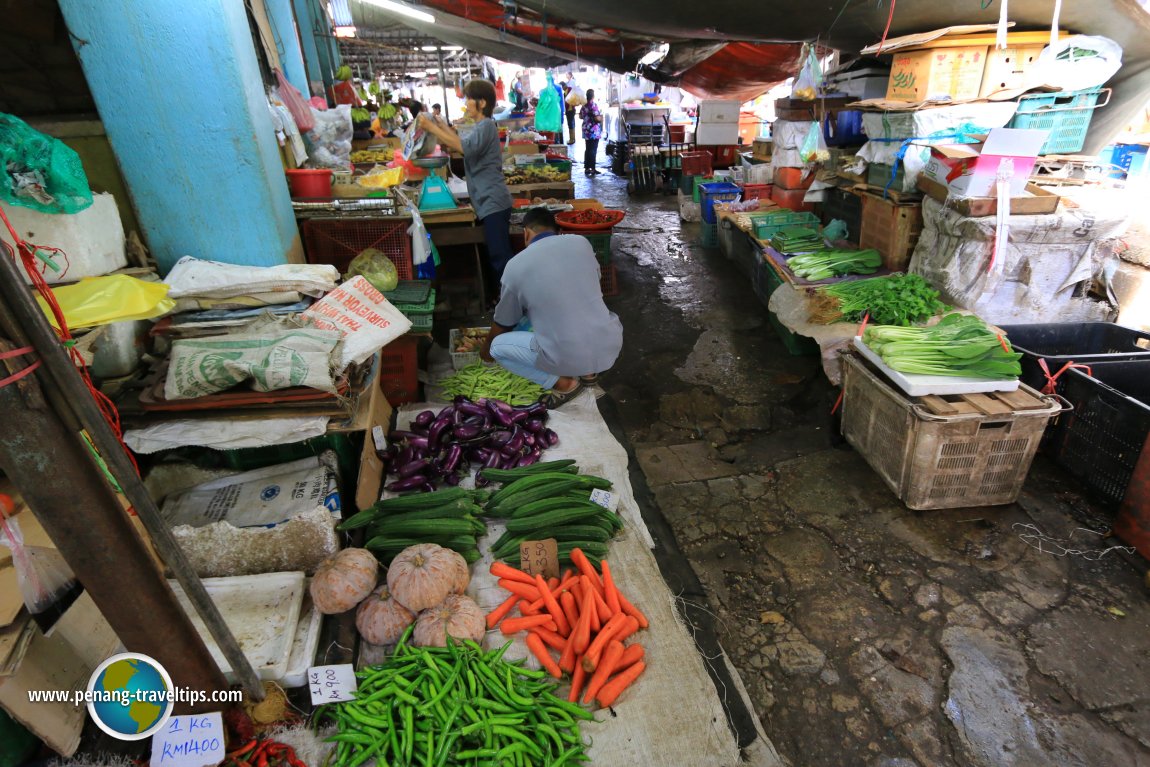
<box><xmin>852</xmin><ymin>337</ymin><xmax>1021</xmax><ymax>397</ymax></box>
<box><xmin>280</xmin><ymin>587</ymin><xmax>323</xmax><ymax>688</ymax></box>
<box><xmin>169</xmin><ymin>571</ymin><xmax>306</xmax><ymax>682</ymax></box>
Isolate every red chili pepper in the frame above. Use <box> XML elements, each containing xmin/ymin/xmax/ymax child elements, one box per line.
<box><xmin>227</xmin><ymin>740</ymin><xmax>258</xmax><ymax>759</ymax></box>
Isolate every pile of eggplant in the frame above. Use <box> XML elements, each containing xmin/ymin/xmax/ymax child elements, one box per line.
<box><xmin>383</xmin><ymin>396</ymin><xmax>560</xmax><ymax>492</ymax></box>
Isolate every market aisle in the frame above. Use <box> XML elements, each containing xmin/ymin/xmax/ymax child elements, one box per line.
<box><xmin>583</xmin><ymin>172</ymin><xmax>1150</xmax><ymax>766</ymax></box>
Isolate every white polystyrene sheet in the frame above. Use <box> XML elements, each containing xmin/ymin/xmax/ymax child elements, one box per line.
<box><xmin>2</xmin><ymin>194</ymin><xmax>127</xmax><ymax>285</ymax></box>
<box><xmin>124</xmin><ymin>416</ymin><xmax>330</xmax><ymax>453</ymax></box>
<box><xmin>380</xmin><ymin>394</ymin><xmax>775</xmax><ymax>766</ymax></box>
<box><xmin>281</xmin><ymin>587</ymin><xmax>323</xmax><ymax>688</ymax></box>
<box><xmin>852</xmin><ymin>337</ymin><xmax>1020</xmax><ymax>396</ymax></box>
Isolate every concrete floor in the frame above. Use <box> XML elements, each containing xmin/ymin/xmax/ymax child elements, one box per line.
<box><xmin>570</xmin><ymin>156</ymin><xmax>1150</xmax><ymax>767</ymax></box>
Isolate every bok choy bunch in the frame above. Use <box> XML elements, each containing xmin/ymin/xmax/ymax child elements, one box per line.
<box><xmin>787</xmin><ymin>248</ymin><xmax>882</xmax><ymax>280</ymax></box>
<box><xmin>862</xmin><ymin>313</ymin><xmax>1022</xmax><ymax>379</ymax></box>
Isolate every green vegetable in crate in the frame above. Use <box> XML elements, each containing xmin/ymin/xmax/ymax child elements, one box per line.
<box><xmin>810</xmin><ymin>273</ymin><xmax>947</xmax><ymax>326</ymax></box>
<box><xmin>862</xmin><ymin>313</ymin><xmax>1022</xmax><ymax>379</ymax></box>
<box><xmin>438</xmin><ymin>363</ymin><xmax>546</xmax><ymax>406</ymax></box>
<box><xmin>787</xmin><ymin>248</ymin><xmax>882</xmax><ymax>280</ymax></box>
<box><xmin>770</xmin><ymin>226</ymin><xmax>824</xmax><ymax>254</ymax></box>
<box><xmin>314</xmin><ymin>626</ymin><xmax>592</xmax><ymax>767</ymax></box>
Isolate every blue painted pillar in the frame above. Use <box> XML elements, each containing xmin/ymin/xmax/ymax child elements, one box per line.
<box><xmin>292</xmin><ymin>0</ymin><xmax>332</xmax><ymax>100</ymax></box>
<box><xmin>267</xmin><ymin>0</ymin><xmax>311</xmax><ymax>98</ymax></box>
<box><xmin>58</xmin><ymin>0</ymin><xmax>304</xmax><ymax>273</ymax></box>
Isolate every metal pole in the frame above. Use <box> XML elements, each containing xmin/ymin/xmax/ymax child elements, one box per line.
<box><xmin>0</xmin><ymin>337</ymin><xmax>229</xmax><ymax>710</ymax></box>
<box><xmin>437</xmin><ymin>46</ymin><xmax>451</xmax><ymax>122</ymax></box>
<box><xmin>0</xmin><ymin>252</ymin><xmax>263</xmax><ymax>699</ymax></box>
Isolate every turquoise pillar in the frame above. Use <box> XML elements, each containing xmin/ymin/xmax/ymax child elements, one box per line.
<box><xmin>58</xmin><ymin>0</ymin><xmax>304</xmax><ymax>273</ymax></box>
<box><xmin>267</xmin><ymin>0</ymin><xmax>311</xmax><ymax>98</ymax></box>
<box><xmin>293</xmin><ymin>0</ymin><xmax>333</xmax><ymax>100</ymax></box>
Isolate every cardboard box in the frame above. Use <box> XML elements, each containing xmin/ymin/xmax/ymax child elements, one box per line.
<box><xmin>916</xmin><ymin>176</ymin><xmax>1060</xmax><ymax>217</ymax></box>
<box><xmin>504</xmin><ymin>143</ymin><xmax>543</xmax><ymax>156</ymax></box>
<box><xmin>918</xmin><ymin>128</ymin><xmax>1049</xmax><ymax>198</ymax></box>
<box><xmin>752</xmin><ymin>138</ymin><xmax>773</xmax><ymax>162</ymax></box>
<box><xmin>329</xmin><ymin>354</ymin><xmax>395</xmax><ymax>511</ymax></box>
<box><xmin>980</xmin><ymin>45</ymin><xmax>1045</xmax><ymax>97</ymax></box>
<box><xmin>885</xmin><ymin>46</ymin><xmax>988</xmax><ymax>102</ymax></box>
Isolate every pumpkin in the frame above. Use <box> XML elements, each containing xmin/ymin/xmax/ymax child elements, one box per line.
<box><xmin>387</xmin><ymin>544</ymin><xmax>458</xmax><ymax>611</ymax></box>
<box><xmin>446</xmin><ymin>548</ymin><xmax>470</xmax><ymax>594</ymax></box>
<box><xmin>413</xmin><ymin>594</ymin><xmax>485</xmax><ymax>647</ymax></box>
<box><xmin>310</xmin><ymin>548</ymin><xmax>378</xmax><ymax>614</ymax></box>
<box><xmin>356</xmin><ymin>582</ymin><xmax>414</xmax><ymax>646</ymax></box>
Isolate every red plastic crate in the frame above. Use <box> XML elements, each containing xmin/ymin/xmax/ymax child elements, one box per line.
<box><xmin>600</xmin><ymin>264</ymin><xmax>618</xmax><ymax>297</ymax></box>
<box><xmin>740</xmin><ymin>183</ymin><xmax>772</xmax><ymax>201</ymax></box>
<box><xmin>379</xmin><ymin>334</ymin><xmax>419</xmax><ymax>405</ymax></box>
<box><xmin>774</xmin><ymin>166</ymin><xmax>815</xmax><ymax>190</ymax></box>
<box><xmin>301</xmin><ymin>219</ymin><xmax>413</xmax><ymax>277</ymax></box>
<box><xmin>770</xmin><ymin>185</ymin><xmax>815</xmax><ymax>213</ymax></box>
<box><xmin>700</xmin><ymin>145</ymin><xmax>738</xmax><ymax>168</ymax></box>
<box><xmin>681</xmin><ymin>150</ymin><xmax>713</xmax><ymax>176</ymax></box>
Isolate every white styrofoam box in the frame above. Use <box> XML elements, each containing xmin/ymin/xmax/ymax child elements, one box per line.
<box><xmin>1</xmin><ymin>193</ymin><xmax>126</xmax><ymax>285</ymax></box>
<box><xmin>696</xmin><ymin>123</ymin><xmax>739</xmax><ymax>146</ymax></box>
<box><xmin>280</xmin><ymin>586</ymin><xmax>323</xmax><ymax>688</ymax></box>
<box><xmin>698</xmin><ymin>99</ymin><xmax>740</xmax><ymax>124</ymax></box>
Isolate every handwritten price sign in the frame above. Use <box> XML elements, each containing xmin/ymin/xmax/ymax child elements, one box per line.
<box><xmin>308</xmin><ymin>664</ymin><xmax>358</xmax><ymax>705</ymax></box>
<box><xmin>520</xmin><ymin>539</ymin><xmax>559</xmax><ymax>579</ymax></box>
<box><xmin>150</xmin><ymin>713</ymin><xmax>223</xmax><ymax>767</ymax></box>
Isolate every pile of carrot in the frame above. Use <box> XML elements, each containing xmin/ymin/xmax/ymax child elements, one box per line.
<box><xmin>485</xmin><ymin>548</ymin><xmax>649</xmax><ymax>709</ymax></box>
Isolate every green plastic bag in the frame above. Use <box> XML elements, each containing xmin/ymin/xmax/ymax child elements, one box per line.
<box><xmin>0</xmin><ymin>112</ymin><xmax>92</xmax><ymax>214</ymax></box>
<box><xmin>347</xmin><ymin>248</ymin><xmax>399</xmax><ymax>292</ymax></box>
<box><xmin>534</xmin><ymin>73</ymin><xmax>562</xmax><ymax>133</ymax></box>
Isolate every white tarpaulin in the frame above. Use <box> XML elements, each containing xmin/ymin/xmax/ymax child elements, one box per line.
<box><xmin>124</xmin><ymin>416</ymin><xmax>330</xmax><ymax>453</ymax></box>
<box><xmin>165</xmin><ymin>257</ymin><xmax>339</xmax><ymax>299</ymax></box>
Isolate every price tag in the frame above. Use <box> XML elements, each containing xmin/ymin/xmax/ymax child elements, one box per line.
<box><xmin>589</xmin><ymin>488</ymin><xmax>616</xmax><ymax>510</ymax></box>
<box><xmin>150</xmin><ymin>712</ymin><xmax>224</xmax><ymax>767</ymax></box>
<box><xmin>308</xmin><ymin>664</ymin><xmax>358</xmax><ymax>705</ymax></box>
<box><xmin>371</xmin><ymin>425</ymin><xmax>388</xmax><ymax>453</ymax></box>
<box><xmin>519</xmin><ymin>539</ymin><xmax>559</xmax><ymax>579</ymax></box>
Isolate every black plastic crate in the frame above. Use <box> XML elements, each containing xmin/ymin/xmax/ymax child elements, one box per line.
<box><xmin>1048</xmin><ymin>359</ymin><xmax>1150</xmax><ymax>508</ymax></box>
<box><xmin>820</xmin><ymin>187</ymin><xmax>862</xmax><ymax>244</ymax></box>
<box><xmin>999</xmin><ymin>323</ymin><xmax>1150</xmax><ymax>393</ymax></box>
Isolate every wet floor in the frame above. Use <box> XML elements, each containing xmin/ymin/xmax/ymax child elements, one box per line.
<box><xmin>572</xmin><ymin>159</ymin><xmax>1150</xmax><ymax>767</ymax></box>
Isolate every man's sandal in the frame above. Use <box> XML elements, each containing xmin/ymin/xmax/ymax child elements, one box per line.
<box><xmin>543</xmin><ymin>380</ymin><xmax>586</xmax><ymax>409</ymax></box>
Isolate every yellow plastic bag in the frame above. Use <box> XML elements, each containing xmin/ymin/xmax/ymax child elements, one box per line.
<box><xmin>38</xmin><ymin>274</ymin><xmax>174</xmax><ymax>329</ymax></box>
<box><xmin>356</xmin><ymin>165</ymin><xmax>404</xmax><ymax>189</ymax></box>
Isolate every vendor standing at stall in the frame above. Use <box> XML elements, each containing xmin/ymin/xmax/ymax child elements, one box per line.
<box><xmin>481</xmin><ymin>208</ymin><xmax>623</xmax><ymax>408</ymax></box>
<box><xmin>417</xmin><ymin>79</ymin><xmax>514</xmax><ymax>292</ymax></box>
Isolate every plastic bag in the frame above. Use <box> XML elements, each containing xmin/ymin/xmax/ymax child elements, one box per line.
<box><xmin>824</xmin><ymin>219</ymin><xmax>849</xmax><ymax>241</ymax></box>
<box><xmin>306</xmin><ymin>104</ymin><xmax>353</xmax><ymax>168</ymax></box>
<box><xmin>38</xmin><ymin>274</ymin><xmax>174</xmax><ymax>329</ymax></box>
<box><xmin>346</xmin><ymin>248</ymin><xmax>399</xmax><ymax>292</ymax></box>
<box><xmin>799</xmin><ymin>121</ymin><xmax>829</xmax><ymax>163</ymax></box>
<box><xmin>534</xmin><ymin>73</ymin><xmax>562</xmax><ymax>133</ymax></box>
<box><xmin>792</xmin><ymin>45</ymin><xmax>823</xmax><ymax>101</ymax></box>
<box><xmin>1035</xmin><ymin>35</ymin><xmax>1123</xmax><ymax>91</ymax></box>
<box><xmin>0</xmin><ymin>112</ymin><xmax>93</xmax><ymax>214</ymax></box>
<box><xmin>356</xmin><ymin>165</ymin><xmax>404</xmax><ymax>188</ymax></box>
<box><xmin>566</xmin><ymin>85</ymin><xmax>587</xmax><ymax>107</ymax></box>
<box><xmin>0</xmin><ymin>496</ymin><xmax>79</xmax><ymax>628</ymax></box>
<box><xmin>274</xmin><ymin>69</ymin><xmax>314</xmax><ymax>133</ymax></box>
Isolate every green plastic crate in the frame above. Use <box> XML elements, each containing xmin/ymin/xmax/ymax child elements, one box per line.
<box><xmin>751</xmin><ymin>210</ymin><xmax>820</xmax><ymax>240</ymax></box>
<box><xmin>700</xmin><ymin>223</ymin><xmax>719</xmax><ymax>248</ymax></box>
<box><xmin>1008</xmin><ymin>87</ymin><xmax>1105</xmax><ymax>155</ymax></box>
<box><xmin>754</xmin><ymin>255</ymin><xmax>819</xmax><ymax>356</ymax></box>
<box><xmin>692</xmin><ymin>175</ymin><xmax>716</xmax><ymax>202</ymax></box>
<box><xmin>394</xmin><ymin>288</ymin><xmax>436</xmax><ymax>315</ymax></box>
<box><xmin>383</xmin><ymin>280</ymin><xmax>432</xmax><ymax>305</ymax></box>
<box><xmin>582</xmin><ymin>232</ymin><xmax>612</xmax><ymax>264</ymax></box>
<box><xmin>407</xmin><ymin>313</ymin><xmax>433</xmax><ymax>333</ymax></box>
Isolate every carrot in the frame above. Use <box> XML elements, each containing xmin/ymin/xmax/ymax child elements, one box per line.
<box><xmin>500</xmin><ymin>615</ymin><xmax>556</xmax><ymax>635</ymax></box>
<box><xmin>615</xmin><ymin>643</ymin><xmax>645</xmax><ymax>672</ymax></box>
<box><xmin>582</xmin><ymin>640</ymin><xmax>624</xmax><ymax>704</ymax></box>
<box><xmin>595</xmin><ymin>661</ymin><xmax>646</xmax><ymax>708</ymax></box>
<box><xmin>498</xmin><ymin>579</ymin><xmax>541</xmax><ymax>602</ymax></box>
<box><xmin>617</xmin><ymin>591</ymin><xmax>649</xmax><ymax>629</ymax></box>
<box><xmin>585</xmin><ymin>577</ymin><xmax>602</xmax><ymax>633</ymax></box>
<box><xmin>588</xmin><ymin>579</ymin><xmax>612</xmax><ymax>624</ymax></box>
<box><xmin>518</xmin><ymin>598</ymin><xmax>541</xmax><ymax>616</ymax></box>
<box><xmin>581</xmin><ymin>613</ymin><xmax>628</xmax><ymax>672</ymax></box>
<box><xmin>600</xmin><ymin>560</ymin><xmax>622</xmax><ymax>616</ymax></box>
<box><xmin>535</xmin><ymin>574</ymin><xmax>571</xmax><ymax>636</ymax></box>
<box><xmin>559</xmin><ymin>591</ymin><xmax>580</xmax><ymax>632</ymax></box>
<box><xmin>614</xmin><ymin>615</ymin><xmax>641</xmax><ymax>643</ymax></box>
<box><xmin>486</xmin><ymin>593</ymin><xmax>519</xmax><ymax>629</ymax></box>
<box><xmin>491</xmin><ymin>562</ymin><xmax>536</xmax><ymax>585</ymax></box>
<box><xmin>572</xmin><ymin>582</ymin><xmax>593</xmax><ymax>654</ymax></box>
<box><xmin>530</xmin><ymin>625</ymin><xmax>568</xmax><ymax>651</ymax></box>
<box><xmin>546</xmin><ymin>576</ymin><xmax>560</xmax><ymax>591</ymax></box>
<box><xmin>568</xmin><ymin>661</ymin><xmax>587</xmax><ymax>703</ymax></box>
<box><xmin>526</xmin><ymin>633</ymin><xmax>562</xmax><ymax>678</ymax></box>
<box><xmin>558</xmin><ymin>634</ymin><xmax>577</xmax><ymax>674</ymax></box>
<box><xmin>570</xmin><ymin>548</ymin><xmax>604</xmax><ymax>596</ymax></box>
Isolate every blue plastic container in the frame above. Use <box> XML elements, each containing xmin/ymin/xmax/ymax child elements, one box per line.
<box><xmin>823</xmin><ymin>110</ymin><xmax>865</xmax><ymax>147</ymax></box>
<box><xmin>699</xmin><ymin>181</ymin><xmax>741</xmax><ymax>224</ymax></box>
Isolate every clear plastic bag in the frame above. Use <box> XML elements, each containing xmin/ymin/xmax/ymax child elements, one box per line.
<box><xmin>792</xmin><ymin>45</ymin><xmax>823</xmax><ymax>101</ymax></box>
<box><xmin>306</xmin><ymin>104</ymin><xmax>353</xmax><ymax>168</ymax></box>
<box><xmin>346</xmin><ymin>248</ymin><xmax>399</xmax><ymax>292</ymax></box>
<box><xmin>0</xmin><ymin>497</ymin><xmax>78</xmax><ymax>624</ymax></box>
<box><xmin>799</xmin><ymin>121</ymin><xmax>829</xmax><ymax>163</ymax></box>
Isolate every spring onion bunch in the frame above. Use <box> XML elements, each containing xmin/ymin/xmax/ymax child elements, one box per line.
<box><xmin>862</xmin><ymin>313</ymin><xmax>1022</xmax><ymax>379</ymax></box>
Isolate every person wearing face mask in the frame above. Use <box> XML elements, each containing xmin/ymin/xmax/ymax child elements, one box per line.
<box><xmin>417</xmin><ymin>79</ymin><xmax>514</xmax><ymax>294</ymax></box>
<box><xmin>480</xmin><ymin>208</ymin><xmax>623</xmax><ymax>409</ymax></box>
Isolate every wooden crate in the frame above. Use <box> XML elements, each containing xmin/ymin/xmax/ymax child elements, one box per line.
<box><xmin>858</xmin><ymin>193</ymin><xmax>923</xmax><ymax>272</ymax></box>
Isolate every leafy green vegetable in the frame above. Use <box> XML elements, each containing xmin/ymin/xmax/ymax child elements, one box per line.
<box><xmin>815</xmin><ymin>274</ymin><xmax>947</xmax><ymax>326</ymax></box>
<box><xmin>785</xmin><ymin>248</ymin><xmax>882</xmax><ymax>280</ymax></box>
<box><xmin>862</xmin><ymin>313</ymin><xmax>1022</xmax><ymax>379</ymax></box>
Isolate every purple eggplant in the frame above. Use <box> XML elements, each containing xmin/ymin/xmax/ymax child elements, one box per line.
<box><xmin>483</xmin><ymin>450</ymin><xmax>503</xmax><ymax>469</ymax></box>
<box><xmin>406</xmin><ymin>436</ymin><xmax>429</xmax><ymax>451</ymax></box>
<box><xmin>390</xmin><ymin>430</ymin><xmax>422</xmax><ymax>442</ymax></box>
<box><xmin>413</xmin><ymin>410</ymin><xmax>436</xmax><ymax>428</ymax></box>
<box><xmin>395</xmin><ymin>458</ymin><xmax>430</xmax><ymax>479</ymax></box>
<box><xmin>453</xmin><ymin>424</ymin><xmax>484</xmax><ymax>441</ymax></box>
<box><xmin>387</xmin><ymin>475</ymin><xmax>429</xmax><ymax>492</ymax></box>
<box><xmin>457</xmin><ymin>401</ymin><xmax>488</xmax><ymax>418</ymax></box>
<box><xmin>444</xmin><ymin>473</ymin><xmax>462</xmax><ymax>487</ymax></box>
<box><xmin>523</xmin><ymin>418</ymin><xmax>546</xmax><ymax>434</ymax></box>
<box><xmin>475</xmin><ymin>475</ymin><xmax>491</xmax><ymax>488</ymax></box>
<box><xmin>437</xmin><ymin>405</ymin><xmax>454</xmax><ymax>419</ymax></box>
<box><xmin>509</xmin><ymin>409</ymin><xmax>530</xmax><ymax>424</ymax></box>
<box><xmin>542</xmin><ymin>428</ymin><xmax>560</xmax><ymax>447</ymax></box>
<box><xmin>395</xmin><ymin>445</ymin><xmax>414</xmax><ymax>468</ymax></box>
<box><xmin>487</xmin><ymin>400</ymin><xmax>514</xmax><ymax>428</ymax></box>
<box><xmin>505</xmin><ymin>430</ymin><xmax>525</xmax><ymax>453</ymax></box>
<box><xmin>489</xmin><ymin>398</ymin><xmax>513</xmax><ymax>413</ymax></box>
<box><xmin>428</xmin><ymin>416</ymin><xmax>452</xmax><ymax>448</ymax></box>
<box><xmin>501</xmin><ymin>455</ymin><xmax>521</xmax><ymax>469</ymax></box>
<box><xmin>524</xmin><ymin>401</ymin><xmax>548</xmax><ymax>418</ymax></box>
<box><xmin>524</xmin><ymin>433</ymin><xmax>536</xmax><ymax>447</ymax></box>
<box><xmin>442</xmin><ymin>444</ymin><xmax>463</xmax><ymax>473</ymax></box>
<box><xmin>489</xmin><ymin>431</ymin><xmax>513</xmax><ymax>447</ymax></box>
<box><xmin>517</xmin><ymin>452</ymin><xmax>540</xmax><ymax>468</ymax></box>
